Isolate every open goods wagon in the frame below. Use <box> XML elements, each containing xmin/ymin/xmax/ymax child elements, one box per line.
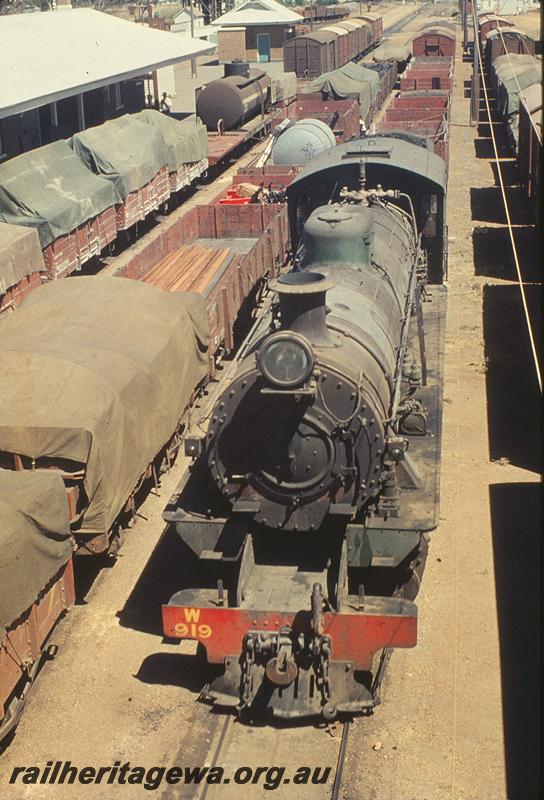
<box><xmin>116</xmin><ymin>201</ymin><xmax>290</xmax><ymax>357</ymax></box>
<box><xmin>271</xmin><ymin>94</ymin><xmax>361</xmax><ymax>143</ymax></box>
<box><xmin>400</xmin><ymin>56</ymin><xmax>453</xmax><ymax>91</ymax></box>
<box><xmin>378</xmin><ymin>91</ymin><xmax>451</xmax><ymax>161</ymax></box>
<box><xmin>303</xmin><ymin>4</ymin><xmax>349</xmax><ymax>22</ymax></box>
<box><xmin>0</xmin><ymin>112</ymin><xmax>208</xmax><ymax>291</ymax></box>
<box><xmin>0</xmin><ymin>140</ymin><xmax>118</xmax><ymax>281</ymax></box>
<box><xmin>0</xmin><ymin>224</ymin><xmax>46</xmax><ymax>313</ymax></box>
<box><xmin>517</xmin><ymin>83</ymin><xmax>541</xmax><ymax>214</ymax></box>
<box><xmin>0</xmin><ymin>277</ymin><xmax>210</xmax><ymax>555</ymax></box>
<box><xmin>0</xmin><ymin>470</ymin><xmax>74</xmax><ymax>742</ymax></box>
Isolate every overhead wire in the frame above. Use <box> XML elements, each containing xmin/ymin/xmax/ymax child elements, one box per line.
<box><xmin>473</xmin><ymin>15</ymin><xmax>542</xmax><ymax>391</ymax></box>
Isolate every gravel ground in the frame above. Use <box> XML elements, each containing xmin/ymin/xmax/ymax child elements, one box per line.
<box><xmin>0</xmin><ymin>9</ymin><xmax>540</xmax><ymax>800</ymax></box>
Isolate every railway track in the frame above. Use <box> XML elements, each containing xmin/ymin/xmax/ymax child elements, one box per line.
<box><xmin>382</xmin><ymin>2</ymin><xmax>432</xmax><ymax>37</ymax></box>
<box><xmin>190</xmin><ymin>714</ymin><xmax>353</xmax><ymax>800</ymax></box>
<box><xmin>185</xmin><ymin>649</ymin><xmax>395</xmax><ymax>800</ymax></box>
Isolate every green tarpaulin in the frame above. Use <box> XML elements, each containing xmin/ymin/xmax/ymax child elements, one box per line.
<box><xmin>0</xmin><ymin>276</ymin><xmax>209</xmax><ymax>537</ymax></box>
<box><xmin>302</xmin><ymin>63</ymin><xmax>379</xmax><ymax>120</ymax></box>
<box><xmin>370</xmin><ymin>35</ymin><xmax>411</xmax><ymax>63</ymax></box>
<box><xmin>134</xmin><ymin>110</ymin><xmax>208</xmax><ymax>170</ymax></box>
<box><xmin>70</xmin><ymin>115</ymin><xmax>171</xmax><ymax>198</ymax></box>
<box><xmin>0</xmin><ymin>141</ymin><xmax>120</xmax><ymax>248</ymax></box>
<box><xmin>493</xmin><ymin>54</ymin><xmax>541</xmax><ymax>117</ymax></box>
<box><xmin>0</xmin><ymin>469</ymin><xmax>72</xmax><ymax>637</ymax></box>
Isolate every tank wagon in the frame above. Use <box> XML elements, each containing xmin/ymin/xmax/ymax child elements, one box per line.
<box><xmin>196</xmin><ymin>65</ymin><xmax>272</xmax><ymax>132</ymax></box>
<box><xmin>162</xmin><ymin>136</ymin><xmax>448</xmax><ymax>720</ymax></box>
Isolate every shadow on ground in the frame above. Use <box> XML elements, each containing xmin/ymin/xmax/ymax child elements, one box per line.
<box><xmin>118</xmin><ymin>524</ymin><xmax>191</xmax><ymax>635</ymax></box>
<box><xmin>472</xmin><ymin>225</ymin><xmax>540</xmax><ymax>281</ymax></box>
<box><xmin>489</xmin><ymin>482</ymin><xmax>541</xmax><ymax>800</ymax></box>
<box><xmin>470</xmin><ymin>186</ymin><xmax>529</xmax><ymax>226</ymax></box>
<box><xmin>135</xmin><ymin>651</ymin><xmax>223</xmax><ymax>692</ymax></box>
<box><xmin>482</xmin><ymin>284</ymin><xmax>541</xmax><ymax>472</ymax></box>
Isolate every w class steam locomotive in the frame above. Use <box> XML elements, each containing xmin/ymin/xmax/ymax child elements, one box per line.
<box><xmin>162</xmin><ymin>136</ymin><xmax>448</xmax><ymax>721</ymax></box>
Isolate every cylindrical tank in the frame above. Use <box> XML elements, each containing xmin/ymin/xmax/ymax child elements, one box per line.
<box><xmin>196</xmin><ymin>70</ymin><xmax>271</xmax><ymax>131</ymax></box>
<box><xmin>270</xmin><ymin>118</ymin><xmax>337</xmax><ymax>165</ymax></box>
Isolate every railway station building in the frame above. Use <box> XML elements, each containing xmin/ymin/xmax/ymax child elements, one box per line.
<box><xmin>213</xmin><ymin>0</ymin><xmax>303</xmax><ymax>63</ymax></box>
<box><xmin>0</xmin><ymin>5</ymin><xmax>214</xmax><ymax>163</ymax></box>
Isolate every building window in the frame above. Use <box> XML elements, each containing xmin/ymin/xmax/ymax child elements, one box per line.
<box><xmin>104</xmin><ymin>85</ymin><xmax>111</xmax><ymax>104</ymax></box>
<box><xmin>114</xmin><ymin>82</ymin><xmax>124</xmax><ymax>110</ymax></box>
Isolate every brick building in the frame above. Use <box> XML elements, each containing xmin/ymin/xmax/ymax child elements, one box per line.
<box><xmin>213</xmin><ymin>0</ymin><xmax>303</xmax><ymax>63</ymax></box>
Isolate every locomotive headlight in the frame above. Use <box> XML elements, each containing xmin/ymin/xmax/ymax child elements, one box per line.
<box><xmin>258</xmin><ymin>333</ymin><xmax>314</xmax><ymax>388</ymax></box>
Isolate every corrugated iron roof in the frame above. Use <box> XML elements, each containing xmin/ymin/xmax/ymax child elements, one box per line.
<box><xmin>212</xmin><ymin>0</ymin><xmax>302</xmax><ymax>27</ymax></box>
<box><xmin>0</xmin><ymin>9</ymin><xmax>215</xmax><ymax>120</ymax></box>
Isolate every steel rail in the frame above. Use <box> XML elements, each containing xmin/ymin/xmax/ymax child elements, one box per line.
<box><xmin>331</xmin><ymin>720</ymin><xmax>352</xmax><ymax>800</ymax></box>
<box><xmin>473</xmin><ymin>17</ymin><xmax>542</xmax><ymax>391</ymax></box>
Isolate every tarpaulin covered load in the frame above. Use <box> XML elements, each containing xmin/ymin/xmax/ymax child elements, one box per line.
<box><xmin>493</xmin><ymin>54</ymin><xmax>541</xmax><ymax>117</ymax></box>
<box><xmin>0</xmin><ymin>469</ymin><xmax>72</xmax><ymax>637</ymax></box>
<box><xmin>70</xmin><ymin>115</ymin><xmax>171</xmax><ymax>198</ymax></box>
<box><xmin>521</xmin><ymin>82</ymin><xmax>542</xmax><ymax>138</ymax></box>
<box><xmin>302</xmin><ymin>62</ymin><xmax>378</xmax><ymax>119</ymax></box>
<box><xmin>0</xmin><ymin>276</ymin><xmax>209</xmax><ymax>537</ymax></box>
<box><xmin>0</xmin><ymin>141</ymin><xmax>120</xmax><ymax>248</ymax></box>
<box><xmin>0</xmin><ymin>223</ymin><xmax>45</xmax><ymax>294</ymax></box>
<box><xmin>133</xmin><ymin>110</ymin><xmax>208</xmax><ymax>170</ymax></box>
<box><xmin>370</xmin><ymin>36</ymin><xmax>411</xmax><ymax>63</ymax></box>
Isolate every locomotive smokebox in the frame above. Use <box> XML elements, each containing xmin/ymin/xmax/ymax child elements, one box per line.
<box><xmin>270</xmin><ymin>272</ymin><xmax>335</xmax><ymax>347</ymax></box>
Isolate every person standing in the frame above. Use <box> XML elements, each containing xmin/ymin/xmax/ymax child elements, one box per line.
<box><xmin>160</xmin><ymin>92</ymin><xmax>172</xmax><ymax>114</ymax></box>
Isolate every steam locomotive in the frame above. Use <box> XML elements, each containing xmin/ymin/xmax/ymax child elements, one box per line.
<box><xmin>162</xmin><ymin>136</ymin><xmax>447</xmax><ymax>720</ymax></box>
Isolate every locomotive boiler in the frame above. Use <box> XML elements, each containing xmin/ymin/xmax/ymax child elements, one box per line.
<box><xmin>163</xmin><ymin>138</ymin><xmax>447</xmax><ymax>720</ymax></box>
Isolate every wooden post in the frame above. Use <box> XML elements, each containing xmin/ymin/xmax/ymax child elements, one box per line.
<box><xmin>190</xmin><ymin>1</ymin><xmax>197</xmax><ymax>79</ymax></box>
<box><xmin>470</xmin><ymin>0</ymin><xmax>479</xmax><ymax>126</ymax></box>
<box><xmin>152</xmin><ymin>70</ymin><xmax>160</xmax><ymax>110</ymax></box>
<box><xmin>76</xmin><ymin>93</ymin><xmax>86</xmax><ymax>131</ymax></box>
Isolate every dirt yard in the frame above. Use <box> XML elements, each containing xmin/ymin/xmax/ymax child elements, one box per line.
<box><xmin>0</xmin><ymin>13</ymin><xmax>540</xmax><ymax>800</ymax></box>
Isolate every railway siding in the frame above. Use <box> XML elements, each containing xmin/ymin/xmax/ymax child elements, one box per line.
<box><xmin>343</xmin><ymin>23</ymin><xmax>540</xmax><ymax>800</ymax></box>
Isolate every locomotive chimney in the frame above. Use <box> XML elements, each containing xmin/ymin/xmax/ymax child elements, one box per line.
<box><xmin>270</xmin><ymin>272</ymin><xmax>334</xmax><ymax>347</ymax></box>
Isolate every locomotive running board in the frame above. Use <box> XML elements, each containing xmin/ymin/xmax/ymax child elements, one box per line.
<box><xmin>368</xmin><ymin>283</ymin><xmax>447</xmax><ymax>535</ymax></box>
